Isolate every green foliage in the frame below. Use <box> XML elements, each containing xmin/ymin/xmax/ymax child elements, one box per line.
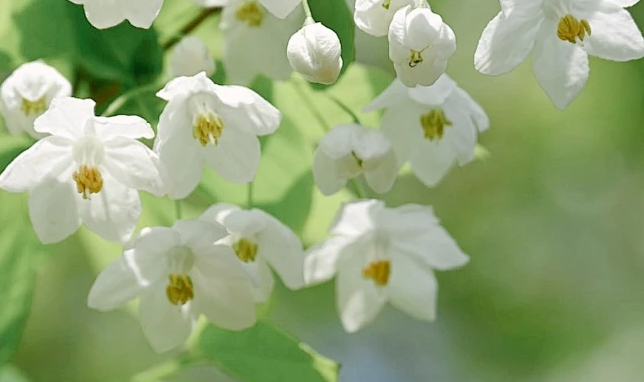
<box><xmin>197</xmin><ymin>320</ymin><xmax>339</xmax><ymax>382</ymax></box>
<box><xmin>0</xmin><ymin>365</ymin><xmax>30</xmax><ymax>382</ymax></box>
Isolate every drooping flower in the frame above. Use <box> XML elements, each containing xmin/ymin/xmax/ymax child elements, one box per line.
<box><xmin>364</xmin><ymin>74</ymin><xmax>489</xmax><ymax>187</ymax></box>
<box><xmin>388</xmin><ymin>4</ymin><xmax>456</xmax><ymax>87</ymax></box>
<box><xmin>170</xmin><ymin>36</ymin><xmax>216</xmax><ymax>78</ymax></box>
<box><xmin>0</xmin><ymin>97</ymin><xmax>165</xmax><ymax>244</ymax></box>
<box><xmin>287</xmin><ymin>19</ymin><xmax>343</xmax><ymax>85</ymax></box>
<box><xmin>0</xmin><ymin>61</ymin><xmax>72</xmax><ymax>139</ymax></box>
<box><xmin>474</xmin><ymin>0</ymin><xmax>644</xmax><ymax>109</ymax></box>
<box><xmin>220</xmin><ymin>0</ymin><xmax>304</xmax><ymax>84</ymax></box>
<box><xmin>88</xmin><ymin>220</ymin><xmax>256</xmax><ymax>352</ymax></box>
<box><xmin>312</xmin><ymin>124</ymin><xmax>398</xmax><ymax>195</ymax></box>
<box><xmin>153</xmin><ymin>72</ymin><xmax>281</xmax><ymax>199</ymax></box>
<box><xmin>304</xmin><ymin>199</ymin><xmax>469</xmax><ymax>332</ymax></box>
<box><xmin>67</xmin><ymin>0</ymin><xmax>164</xmax><ymax>29</ymax></box>
<box><xmin>199</xmin><ymin>203</ymin><xmax>305</xmax><ymax>302</ymax></box>
<box><xmin>354</xmin><ymin>0</ymin><xmax>415</xmax><ymax>37</ymax></box>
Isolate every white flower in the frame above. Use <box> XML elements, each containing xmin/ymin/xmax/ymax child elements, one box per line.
<box><xmin>220</xmin><ymin>0</ymin><xmax>304</xmax><ymax>84</ymax></box>
<box><xmin>67</xmin><ymin>0</ymin><xmax>163</xmax><ymax>29</ymax></box>
<box><xmin>154</xmin><ymin>72</ymin><xmax>281</xmax><ymax>199</ymax></box>
<box><xmin>0</xmin><ymin>61</ymin><xmax>72</xmax><ymax>139</ymax></box>
<box><xmin>388</xmin><ymin>4</ymin><xmax>456</xmax><ymax>87</ymax></box>
<box><xmin>188</xmin><ymin>0</ymin><xmax>229</xmax><ymax>7</ymax></box>
<box><xmin>354</xmin><ymin>0</ymin><xmax>415</xmax><ymax>37</ymax></box>
<box><xmin>364</xmin><ymin>75</ymin><xmax>489</xmax><ymax>187</ymax></box>
<box><xmin>170</xmin><ymin>36</ymin><xmax>217</xmax><ymax>78</ymax></box>
<box><xmin>304</xmin><ymin>199</ymin><xmax>469</xmax><ymax>332</ymax></box>
<box><xmin>474</xmin><ymin>0</ymin><xmax>644</xmax><ymax>109</ymax></box>
<box><xmin>88</xmin><ymin>220</ymin><xmax>256</xmax><ymax>352</ymax></box>
<box><xmin>199</xmin><ymin>203</ymin><xmax>305</xmax><ymax>302</ymax></box>
<box><xmin>258</xmin><ymin>0</ymin><xmax>301</xmax><ymax>19</ymax></box>
<box><xmin>0</xmin><ymin>97</ymin><xmax>164</xmax><ymax>244</ymax></box>
<box><xmin>287</xmin><ymin>20</ymin><xmax>343</xmax><ymax>85</ymax></box>
<box><xmin>312</xmin><ymin>124</ymin><xmax>398</xmax><ymax>195</ymax></box>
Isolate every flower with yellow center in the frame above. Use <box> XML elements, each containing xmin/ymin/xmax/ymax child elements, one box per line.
<box><xmin>304</xmin><ymin>199</ymin><xmax>469</xmax><ymax>333</ymax></box>
<box><xmin>0</xmin><ymin>97</ymin><xmax>165</xmax><ymax>244</ymax></box>
<box><xmin>475</xmin><ymin>0</ymin><xmax>644</xmax><ymax>109</ymax></box>
<box><xmin>364</xmin><ymin>74</ymin><xmax>489</xmax><ymax>188</ymax></box>
<box><xmin>154</xmin><ymin>72</ymin><xmax>281</xmax><ymax>200</ymax></box>
<box><xmin>88</xmin><ymin>220</ymin><xmax>257</xmax><ymax>353</ymax></box>
<box><xmin>200</xmin><ymin>203</ymin><xmax>305</xmax><ymax>303</ymax></box>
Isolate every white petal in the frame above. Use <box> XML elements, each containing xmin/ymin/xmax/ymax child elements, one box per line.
<box><xmin>77</xmin><ymin>174</ymin><xmax>141</xmax><ymax>243</ymax></box>
<box><xmin>254</xmin><ymin>209</ymin><xmax>305</xmax><ymax>289</ymax></box>
<box><xmin>474</xmin><ymin>8</ymin><xmax>543</xmax><ymax>75</ymax></box>
<box><xmin>214</xmin><ymin>85</ymin><xmax>282</xmax><ymax>136</ymax></box>
<box><xmin>28</xmin><ymin>179</ymin><xmax>81</xmax><ymax>244</ymax></box>
<box><xmin>33</xmin><ymin>97</ymin><xmax>94</xmax><ymax>139</ymax></box>
<box><xmin>409</xmin><ymin>140</ymin><xmax>457</xmax><ymax>187</ymax></box>
<box><xmin>605</xmin><ymin>0</ymin><xmax>639</xmax><ymax>6</ymax></box>
<box><xmin>354</xmin><ymin>0</ymin><xmax>416</xmax><ymax>37</ymax></box>
<box><xmin>103</xmin><ymin>138</ymin><xmax>165</xmax><ymax>196</ymax></box>
<box><xmin>122</xmin><ymin>0</ymin><xmax>164</xmax><ymax>29</ymax></box>
<box><xmin>138</xmin><ymin>285</ymin><xmax>193</xmax><ymax>353</ymax></box>
<box><xmin>221</xmin><ymin>209</ymin><xmax>267</xmax><ymax>236</ymax></box>
<box><xmin>378</xmin><ymin>203</ymin><xmax>439</xmax><ymax>235</ymax></box>
<box><xmin>407</xmin><ymin>74</ymin><xmax>457</xmax><ymax>106</ymax></box>
<box><xmin>352</xmin><ymin>127</ymin><xmax>392</xmax><ymax>163</ymax></box>
<box><xmin>329</xmin><ymin>199</ymin><xmax>382</xmax><ymax>236</ymax></box>
<box><xmin>199</xmin><ymin>202</ymin><xmax>242</xmax><ymax>225</ymax></box>
<box><xmin>362</xmin><ymin>78</ymin><xmax>410</xmax><ymax>113</ymax></box>
<box><xmin>449</xmin><ymin>87</ymin><xmax>490</xmax><ymax>133</ymax></box>
<box><xmin>204</xmin><ymin>128</ymin><xmax>260</xmax><ymax>183</ymax></box>
<box><xmin>380</xmin><ymin>102</ymin><xmax>426</xmax><ymax>166</ymax></box>
<box><xmin>304</xmin><ymin>235</ymin><xmax>357</xmax><ymax>285</ymax></box>
<box><xmin>259</xmin><ymin>0</ymin><xmax>300</xmax><ymax>18</ymax></box>
<box><xmin>173</xmin><ymin>219</ymin><xmax>229</xmax><ymax>249</ymax></box>
<box><xmin>80</xmin><ymin>0</ymin><xmax>127</xmax><ymax>29</ymax></box>
<box><xmin>386</xmin><ymin>253</ymin><xmax>437</xmax><ymax>321</ymax></box>
<box><xmin>170</xmin><ymin>36</ymin><xmax>217</xmax><ymax>78</ymax></box>
<box><xmin>364</xmin><ymin>150</ymin><xmax>398</xmax><ymax>194</ymax></box>
<box><xmin>252</xmin><ymin>259</ymin><xmax>275</xmax><ymax>303</ymax></box>
<box><xmin>312</xmin><ymin>149</ymin><xmax>347</xmax><ymax>196</ymax></box>
<box><xmin>93</xmin><ymin>115</ymin><xmax>155</xmax><ymax>140</ymax></box>
<box><xmin>581</xmin><ymin>4</ymin><xmax>644</xmax><ymax>61</ymax></box>
<box><xmin>0</xmin><ymin>136</ymin><xmax>73</xmax><ymax>192</ymax></box>
<box><xmin>156</xmin><ymin>72</ymin><xmax>217</xmax><ymax>102</ymax></box>
<box><xmin>134</xmin><ymin>226</ymin><xmax>183</xmax><ymax>256</ymax></box>
<box><xmin>532</xmin><ymin>20</ymin><xmax>589</xmax><ymax>109</ymax></box>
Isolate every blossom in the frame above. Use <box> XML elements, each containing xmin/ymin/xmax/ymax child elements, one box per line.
<box><xmin>474</xmin><ymin>0</ymin><xmax>644</xmax><ymax>109</ymax></box>
<box><xmin>388</xmin><ymin>4</ymin><xmax>456</xmax><ymax>87</ymax></box>
<box><xmin>0</xmin><ymin>61</ymin><xmax>72</xmax><ymax>139</ymax></box>
<box><xmin>220</xmin><ymin>0</ymin><xmax>304</xmax><ymax>84</ymax></box>
<box><xmin>364</xmin><ymin>75</ymin><xmax>489</xmax><ymax>187</ymax></box>
<box><xmin>88</xmin><ymin>220</ymin><xmax>256</xmax><ymax>352</ymax></box>
<box><xmin>354</xmin><ymin>0</ymin><xmax>415</xmax><ymax>37</ymax></box>
<box><xmin>170</xmin><ymin>36</ymin><xmax>217</xmax><ymax>78</ymax></box>
<box><xmin>154</xmin><ymin>72</ymin><xmax>281</xmax><ymax>199</ymax></box>
<box><xmin>312</xmin><ymin>124</ymin><xmax>398</xmax><ymax>195</ymax></box>
<box><xmin>0</xmin><ymin>97</ymin><xmax>164</xmax><ymax>244</ymax></box>
<box><xmin>67</xmin><ymin>0</ymin><xmax>163</xmax><ymax>29</ymax></box>
<box><xmin>287</xmin><ymin>20</ymin><xmax>343</xmax><ymax>85</ymax></box>
<box><xmin>304</xmin><ymin>199</ymin><xmax>469</xmax><ymax>332</ymax></box>
<box><xmin>199</xmin><ymin>203</ymin><xmax>305</xmax><ymax>302</ymax></box>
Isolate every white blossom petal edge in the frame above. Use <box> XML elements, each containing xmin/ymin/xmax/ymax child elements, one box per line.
<box><xmin>67</xmin><ymin>0</ymin><xmax>164</xmax><ymax>29</ymax></box>
<box><xmin>354</xmin><ymin>0</ymin><xmax>416</xmax><ymax>37</ymax></box>
<box><xmin>170</xmin><ymin>36</ymin><xmax>216</xmax><ymax>78</ymax></box>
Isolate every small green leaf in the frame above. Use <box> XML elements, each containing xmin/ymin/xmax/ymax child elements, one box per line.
<box><xmin>197</xmin><ymin>320</ymin><xmax>339</xmax><ymax>382</ymax></box>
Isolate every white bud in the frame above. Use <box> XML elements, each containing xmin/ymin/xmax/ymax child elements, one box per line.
<box><xmin>287</xmin><ymin>21</ymin><xmax>343</xmax><ymax>85</ymax></box>
<box><xmin>0</xmin><ymin>61</ymin><xmax>71</xmax><ymax>139</ymax></box>
<box><xmin>170</xmin><ymin>36</ymin><xmax>216</xmax><ymax>78</ymax></box>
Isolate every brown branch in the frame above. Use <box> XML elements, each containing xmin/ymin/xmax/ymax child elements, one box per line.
<box><xmin>162</xmin><ymin>7</ymin><xmax>222</xmax><ymax>51</ymax></box>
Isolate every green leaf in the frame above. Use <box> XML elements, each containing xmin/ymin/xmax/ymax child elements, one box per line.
<box><xmin>0</xmin><ymin>365</ymin><xmax>30</xmax><ymax>382</ymax></box>
<box><xmin>197</xmin><ymin>320</ymin><xmax>339</xmax><ymax>382</ymax></box>
<box><xmin>307</xmin><ymin>0</ymin><xmax>355</xmax><ymax>89</ymax></box>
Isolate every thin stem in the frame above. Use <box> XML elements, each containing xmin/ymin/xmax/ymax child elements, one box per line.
<box><xmin>301</xmin><ymin>0</ymin><xmax>313</xmax><ymax>21</ymax></box>
<box><xmin>350</xmin><ymin>178</ymin><xmax>367</xmax><ymax>199</ymax></box>
<box><xmin>247</xmin><ymin>182</ymin><xmax>254</xmax><ymax>209</ymax></box>
<box><xmin>292</xmin><ymin>80</ymin><xmax>329</xmax><ymax>132</ymax></box>
<box><xmin>130</xmin><ymin>352</ymin><xmax>197</xmax><ymax>382</ymax></box>
<box><xmin>162</xmin><ymin>7</ymin><xmax>222</xmax><ymax>51</ymax></box>
<box><xmin>326</xmin><ymin>93</ymin><xmax>362</xmax><ymax>125</ymax></box>
<box><xmin>100</xmin><ymin>82</ymin><xmax>160</xmax><ymax>117</ymax></box>
<box><xmin>175</xmin><ymin>199</ymin><xmax>183</xmax><ymax>220</ymax></box>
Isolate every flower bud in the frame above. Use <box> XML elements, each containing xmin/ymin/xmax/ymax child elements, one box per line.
<box><xmin>287</xmin><ymin>21</ymin><xmax>343</xmax><ymax>85</ymax></box>
<box><xmin>170</xmin><ymin>36</ymin><xmax>216</xmax><ymax>78</ymax></box>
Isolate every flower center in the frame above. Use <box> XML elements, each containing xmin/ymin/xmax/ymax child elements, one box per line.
<box><xmin>73</xmin><ymin>165</ymin><xmax>103</xmax><ymax>199</ymax></box>
<box><xmin>166</xmin><ymin>274</ymin><xmax>194</xmax><ymax>306</ymax></box>
<box><xmin>20</xmin><ymin>96</ymin><xmax>46</xmax><ymax>117</ymax></box>
<box><xmin>557</xmin><ymin>14</ymin><xmax>591</xmax><ymax>44</ymax></box>
<box><xmin>193</xmin><ymin>112</ymin><xmax>224</xmax><ymax>147</ymax></box>
<box><xmin>236</xmin><ymin>1</ymin><xmax>264</xmax><ymax>27</ymax></box>
<box><xmin>409</xmin><ymin>50</ymin><xmax>424</xmax><ymax>68</ymax></box>
<box><xmin>382</xmin><ymin>0</ymin><xmax>391</xmax><ymax>9</ymax></box>
<box><xmin>233</xmin><ymin>238</ymin><xmax>258</xmax><ymax>263</ymax></box>
<box><xmin>420</xmin><ymin>109</ymin><xmax>452</xmax><ymax>141</ymax></box>
<box><xmin>362</xmin><ymin>260</ymin><xmax>391</xmax><ymax>286</ymax></box>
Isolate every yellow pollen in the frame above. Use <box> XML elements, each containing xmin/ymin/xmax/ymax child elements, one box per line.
<box><xmin>233</xmin><ymin>238</ymin><xmax>258</xmax><ymax>263</ymax></box>
<box><xmin>236</xmin><ymin>1</ymin><xmax>264</xmax><ymax>27</ymax></box>
<box><xmin>382</xmin><ymin>0</ymin><xmax>391</xmax><ymax>9</ymax></box>
<box><xmin>420</xmin><ymin>109</ymin><xmax>452</xmax><ymax>141</ymax></box>
<box><xmin>21</xmin><ymin>97</ymin><xmax>46</xmax><ymax>116</ymax></box>
<box><xmin>409</xmin><ymin>50</ymin><xmax>423</xmax><ymax>68</ymax></box>
<box><xmin>557</xmin><ymin>14</ymin><xmax>591</xmax><ymax>44</ymax></box>
<box><xmin>351</xmin><ymin>151</ymin><xmax>363</xmax><ymax>168</ymax></box>
<box><xmin>166</xmin><ymin>274</ymin><xmax>194</xmax><ymax>305</ymax></box>
<box><xmin>193</xmin><ymin>113</ymin><xmax>224</xmax><ymax>147</ymax></box>
<box><xmin>363</xmin><ymin>261</ymin><xmax>391</xmax><ymax>286</ymax></box>
<box><xmin>72</xmin><ymin>165</ymin><xmax>103</xmax><ymax>199</ymax></box>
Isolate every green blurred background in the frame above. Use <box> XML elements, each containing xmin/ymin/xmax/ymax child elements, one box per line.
<box><xmin>2</xmin><ymin>0</ymin><xmax>644</xmax><ymax>381</ymax></box>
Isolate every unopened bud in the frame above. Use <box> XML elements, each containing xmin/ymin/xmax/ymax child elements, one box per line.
<box><xmin>287</xmin><ymin>21</ymin><xmax>343</xmax><ymax>85</ymax></box>
<box><xmin>170</xmin><ymin>36</ymin><xmax>216</xmax><ymax>78</ymax></box>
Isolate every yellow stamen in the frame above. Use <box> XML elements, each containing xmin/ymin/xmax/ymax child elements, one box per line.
<box><xmin>193</xmin><ymin>113</ymin><xmax>224</xmax><ymax>147</ymax></box>
<box><xmin>557</xmin><ymin>14</ymin><xmax>591</xmax><ymax>44</ymax></box>
<box><xmin>166</xmin><ymin>274</ymin><xmax>194</xmax><ymax>305</ymax></box>
<box><xmin>233</xmin><ymin>238</ymin><xmax>258</xmax><ymax>263</ymax></box>
<box><xmin>21</xmin><ymin>97</ymin><xmax>46</xmax><ymax>116</ymax></box>
<box><xmin>72</xmin><ymin>165</ymin><xmax>103</xmax><ymax>199</ymax></box>
<box><xmin>409</xmin><ymin>50</ymin><xmax>423</xmax><ymax>68</ymax></box>
<box><xmin>363</xmin><ymin>261</ymin><xmax>391</xmax><ymax>286</ymax></box>
<box><xmin>420</xmin><ymin>109</ymin><xmax>452</xmax><ymax>141</ymax></box>
<box><xmin>382</xmin><ymin>0</ymin><xmax>392</xmax><ymax>9</ymax></box>
<box><xmin>236</xmin><ymin>1</ymin><xmax>264</xmax><ymax>27</ymax></box>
